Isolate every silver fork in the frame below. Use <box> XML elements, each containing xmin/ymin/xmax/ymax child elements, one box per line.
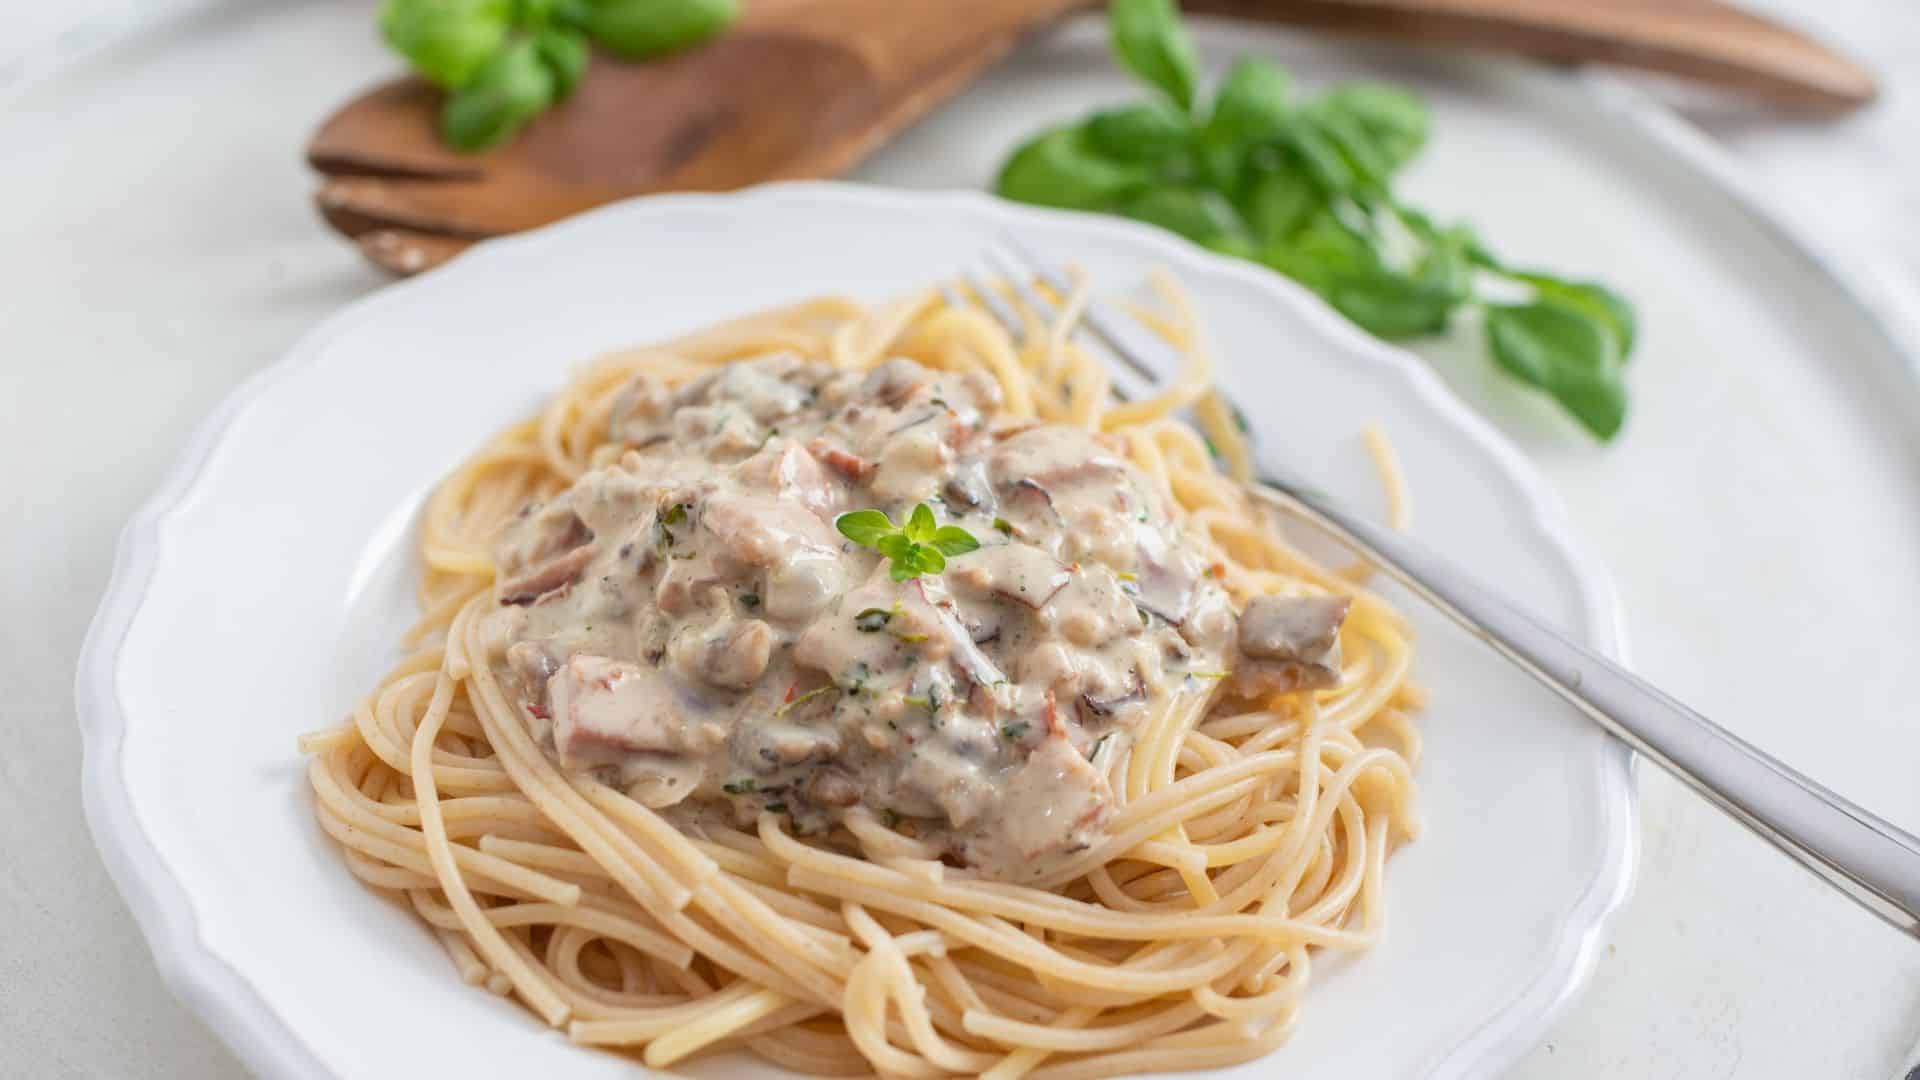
<box><xmin>957</xmin><ymin>239</ymin><xmax>1920</xmax><ymax>941</ymax></box>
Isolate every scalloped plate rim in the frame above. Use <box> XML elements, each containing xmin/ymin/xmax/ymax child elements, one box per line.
<box><xmin>76</xmin><ymin>179</ymin><xmax>1636</xmax><ymax>1080</ymax></box>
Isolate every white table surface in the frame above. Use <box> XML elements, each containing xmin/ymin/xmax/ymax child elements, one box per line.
<box><xmin>5</xmin><ymin>2</ymin><xmax>1918</xmax><ymax>1078</ymax></box>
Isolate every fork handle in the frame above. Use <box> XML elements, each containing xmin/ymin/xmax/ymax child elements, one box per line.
<box><xmin>1251</xmin><ymin>483</ymin><xmax>1920</xmax><ymax>937</ymax></box>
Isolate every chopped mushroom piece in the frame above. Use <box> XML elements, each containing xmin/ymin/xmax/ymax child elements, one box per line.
<box><xmin>805</xmin><ymin>769</ymin><xmax>861</xmax><ymax>807</ymax></box>
<box><xmin>946</xmin><ymin>541</ymin><xmax>1071</xmax><ymax>610</ymax></box>
<box><xmin>495</xmin><ymin>507</ymin><xmax>592</xmax><ymax>575</ymax></box>
<box><xmin>1081</xmin><ymin>669</ymin><xmax>1146</xmax><ymax>719</ymax></box>
<box><xmin>912</xmin><ymin>578</ymin><xmax>1010</xmax><ymax>696</ymax></box>
<box><xmin>669</xmin><ymin>618</ymin><xmax>773</xmax><ymax>690</ymax></box>
<box><xmin>860</xmin><ymin>357</ymin><xmax>935</xmax><ymax>407</ymax></box>
<box><xmin>607</xmin><ymin>375</ymin><xmax>673</xmax><ymax>445</ymax></box>
<box><xmin>989</xmin><ymin>427</ymin><xmax>1129</xmax><ymax>496</ymax></box>
<box><xmin>697</xmin><ymin>356</ymin><xmax>815</xmax><ymax>422</ymax></box>
<box><xmin>506</xmin><ymin>642</ymin><xmax>559</xmax><ymax>698</ymax></box>
<box><xmin>548</xmin><ymin>655</ymin><xmax>716</xmax><ymax>769</ymax></box>
<box><xmin>806</xmin><ymin>438</ymin><xmax>873</xmax><ymax>482</ymax></box>
<box><xmin>973</xmin><ymin>737</ymin><xmax>1113</xmax><ymax>874</ymax></box>
<box><xmin>741</xmin><ymin>721</ymin><xmax>841</xmax><ymax>768</ymax></box>
<box><xmin>736</xmin><ymin>442</ymin><xmax>843</xmax><ymax>519</ymax></box>
<box><xmin>498</xmin><ymin>544</ymin><xmax>596</xmax><ymax>606</ymax></box>
<box><xmin>942</xmin><ymin>461</ymin><xmax>994</xmax><ymax>510</ymax></box>
<box><xmin>1233</xmin><ymin>594</ymin><xmax>1351</xmax><ymax>694</ymax></box>
<box><xmin>1131</xmin><ymin>530</ymin><xmax>1197</xmax><ymax>626</ymax></box>
<box><xmin>700</xmin><ymin>493</ymin><xmax>840</xmax><ymax>567</ymax></box>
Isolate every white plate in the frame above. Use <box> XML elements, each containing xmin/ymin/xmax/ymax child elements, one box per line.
<box><xmin>77</xmin><ymin>182</ymin><xmax>1633</xmax><ymax>1079</ymax></box>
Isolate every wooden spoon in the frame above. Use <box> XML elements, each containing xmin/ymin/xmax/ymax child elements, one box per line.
<box><xmin>311</xmin><ymin>0</ymin><xmax>1875</xmax><ymax>275</ymax></box>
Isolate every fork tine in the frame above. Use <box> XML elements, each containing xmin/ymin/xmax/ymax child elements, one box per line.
<box><xmin>957</xmin><ymin>270</ymin><xmax>1024</xmax><ymax>341</ymax></box>
<box><xmin>983</xmin><ymin>248</ymin><xmax>1069</xmax><ymax>328</ymax></box>
<box><xmin>993</xmin><ymin>238</ymin><xmax>1171</xmax><ymax>390</ymax></box>
<box><xmin>967</xmin><ymin>263</ymin><xmax>1154</xmax><ymax>399</ymax></box>
<box><xmin>976</xmin><ymin>249</ymin><xmax>1153</xmax><ymax>404</ymax></box>
<box><xmin>998</xmin><ymin>234</ymin><xmax>1075</xmax><ymax>296</ymax></box>
<box><xmin>995</xmin><ymin>239</ymin><xmax>1265</xmax><ymax>446</ymax></box>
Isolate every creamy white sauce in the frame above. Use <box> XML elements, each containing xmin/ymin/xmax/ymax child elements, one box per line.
<box><xmin>479</xmin><ymin>355</ymin><xmax>1343</xmax><ymax>881</ymax></box>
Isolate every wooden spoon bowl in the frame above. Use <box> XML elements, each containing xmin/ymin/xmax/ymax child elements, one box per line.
<box><xmin>313</xmin><ymin>0</ymin><xmax>1087</xmax><ymax>265</ymax></box>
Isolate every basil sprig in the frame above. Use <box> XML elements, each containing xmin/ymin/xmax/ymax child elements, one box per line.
<box><xmin>994</xmin><ymin>0</ymin><xmax>1636</xmax><ymax>441</ymax></box>
<box><xmin>379</xmin><ymin>0</ymin><xmax>739</xmax><ymax>151</ymax></box>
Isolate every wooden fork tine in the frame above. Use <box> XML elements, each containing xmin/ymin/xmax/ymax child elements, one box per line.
<box><xmin>357</xmin><ymin>228</ymin><xmax>474</xmax><ymax>275</ymax></box>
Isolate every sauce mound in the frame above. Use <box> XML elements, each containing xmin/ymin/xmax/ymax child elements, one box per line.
<box><xmin>480</xmin><ymin>355</ymin><xmax>1312</xmax><ymax>882</ymax></box>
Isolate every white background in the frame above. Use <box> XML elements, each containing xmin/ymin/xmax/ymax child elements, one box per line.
<box><xmin>3</xmin><ymin>1</ymin><xmax>1917</xmax><ymax>1077</ymax></box>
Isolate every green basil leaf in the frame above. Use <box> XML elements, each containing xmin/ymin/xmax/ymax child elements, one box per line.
<box><xmin>1321</xmin><ymin>268</ymin><xmax>1460</xmax><ymax>340</ymax></box>
<box><xmin>875</xmin><ymin>533</ymin><xmax>913</xmax><ymax>561</ymax></box>
<box><xmin>1415</xmin><ymin>240</ymin><xmax>1472</xmax><ymax>307</ymax></box>
<box><xmin>1511</xmin><ymin>273</ymin><xmax>1637</xmax><ymax>359</ymax></box>
<box><xmin>995</xmin><ymin>126</ymin><xmax>1154</xmax><ymax>212</ymax></box>
<box><xmin>1303</xmin><ymin>103</ymin><xmax>1393</xmax><ymax>193</ymax></box>
<box><xmin>1485</xmin><ymin>302</ymin><xmax>1629</xmax><ymax>440</ymax></box>
<box><xmin>380</xmin><ymin>0</ymin><xmax>513</xmax><ymax>89</ymax></box>
<box><xmin>889</xmin><ymin>560</ymin><xmax>917</xmax><ymax>582</ymax></box>
<box><xmin>1150</xmin><ymin>152</ymin><xmax>1204</xmax><ymax>188</ymax></box>
<box><xmin>1116</xmin><ymin>187</ymin><xmax>1244</xmax><ymax>246</ymax></box>
<box><xmin>516</xmin><ymin>0</ymin><xmax>560</xmax><ymax>28</ymax></box>
<box><xmin>930</xmin><ymin>526</ymin><xmax>980</xmax><ymax>557</ymax></box>
<box><xmin>586</xmin><ymin>0</ymin><xmax>738</xmax><ymax>60</ymax></box>
<box><xmin>1205</xmin><ymin>59</ymin><xmax>1292</xmax><ymax>147</ymax></box>
<box><xmin>1195</xmin><ymin>141</ymin><xmax>1247</xmax><ymax>196</ymax></box>
<box><xmin>1202</xmin><ymin>233</ymin><xmax>1259</xmax><ymax>259</ymax></box>
<box><xmin>906</xmin><ymin>503</ymin><xmax>937</xmax><ymax>543</ymax></box>
<box><xmin>547</xmin><ymin>0</ymin><xmax>594</xmax><ymax>29</ymax></box>
<box><xmin>1460</xmin><ymin>233</ymin><xmax>1505</xmax><ymax>272</ymax></box>
<box><xmin>1270</xmin><ymin>115</ymin><xmax>1354</xmax><ymax>196</ymax></box>
<box><xmin>1315</xmin><ymin>83</ymin><xmax>1428</xmax><ymax>174</ymax></box>
<box><xmin>1084</xmin><ymin>102</ymin><xmax>1194</xmax><ymax>164</ymax></box>
<box><xmin>834</xmin><ymin>509</ymin><xmax>895</xmax><ymax>547</ymax></box>
<box><xmin>1108</xmin><ymin>0</ymin><xmax>1198</xmax><ymax>111</ymax></box>
<box><xmin>1401</xmin><ymin>213</ymin><xmax>1474</xmax><ymax>306</ymax></box>
<box><xmin>441</xmin><ymin>38</ymin><xmax>556</xmax><ymax>151</ymax></box>
<box><xmin>533</xmin><ymin>27</ymin><xmax>590</xmax><ymax>99</ymax></box>
<box><xmin>1265</xmin><ymin>211</ymin><xmax>1454</xmax><ymax>336</ymax></box>
<box><xmin>1262</xmin><ymin>209</ymin><xmax>1379</xmax><ymax>289</ymax></box>
<box><xmin>1391</xmin><ymin>206</ymin><xmax>1476</xmax><ymax>302</ymax></box>
<box><xmin>1240</xmin><ymin>165</ymin><xmax>1320</xmax><ymax>245</ymax></box>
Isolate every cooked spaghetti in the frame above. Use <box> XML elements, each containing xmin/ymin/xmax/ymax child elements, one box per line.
<box><xmin>300</xmin><ymin>275</ymin><xmax>1421</xmax><ymax>1078</ymax></box>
